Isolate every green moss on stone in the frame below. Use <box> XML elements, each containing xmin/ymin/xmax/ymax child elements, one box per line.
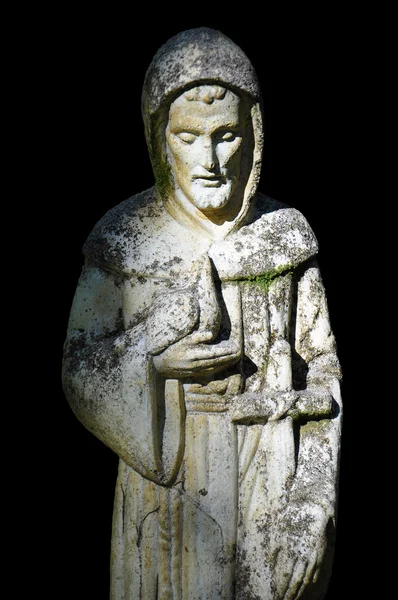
<box><xmin>244</xmin><ymin>265</ymin><xmax>294</xmax><ymax>292</ymax></box>
<box><xmin>154</xmin><ymin>158</ymin><xmax>172</xmax><ymax>198</ymax></box>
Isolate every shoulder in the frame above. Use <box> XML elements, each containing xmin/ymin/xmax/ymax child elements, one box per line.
<box><xmin>251</xmin><ymin>192</ymin><xmax>316</xmax><ymax>236</ymax></box>
<box><xmin>209</xmin><ymin>193</ymin><xmax>319</xmax><ymax>279</ymax></box>
<box><xmin>82</xmin><ymin>187</ymin><xmax>165</xmax><ymax>274</ymax></box>
<box><xmin>82</xmin><ymin>187</ymin><xmax>208</xmax><ymax>278</ymax></box>
<box><xmin>248</xmin><ymin>193</ymin><xmax>318</xmax><ymax>247</ymax></box>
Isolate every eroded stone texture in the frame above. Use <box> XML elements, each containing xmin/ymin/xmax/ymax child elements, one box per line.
<box><xmin>62</xmin><ymin>27</ymin><xmax>342</xmax><ymax>599</ymax></box>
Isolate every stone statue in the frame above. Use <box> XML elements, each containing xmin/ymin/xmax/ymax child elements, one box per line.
<box><xmin>62</xmin><ymin>27</ymin><xmax>342</xmax><ymax>600</ymax></box>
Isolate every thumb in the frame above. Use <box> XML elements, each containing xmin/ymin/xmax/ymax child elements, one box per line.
<box><xmin>197</xmin><ymin>254</ymin><xmax>221</xmax><ymax>337</ymax></box>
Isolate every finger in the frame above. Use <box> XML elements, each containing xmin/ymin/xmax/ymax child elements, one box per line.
<box><xmin>284</xmin><ymin>558</ymin><xmax>307</xmax><ymax>599</ymax></box>
<box><xmin>197</xmin><ymin>255</ymin><xmax>221</xmax><ymax>335</ymax></box>
<box><xmin>190</xmin><ymin>357</ymin><xmax>241</xmax><ymax>373</ymax></box>
<box><xmin>190</xmin><ymin>347</ymin><xmax>239</xmax><ymax>361</ymax></box>
<box><xmin>312</xmin><ymin>563</ymin><xmax>321</xmax><ymax>584</ymax></box>
<box><xmin>187</xmin><ymin>354</ymin><xmax>239</xmax><ymax>373</ymax></box>
<box><xmin>295</xmin><ymin>550</ymin><xmax>319</xmax><ymax>598</ymax></box>
<box><xmin>189</xmin><ymin>330</ymin><xmax>214</xmax><ymax>344</ymax></box>
<box><xmin>170</xmin><ymin>354</ymin><xmax>238</xmax><ymax>376</ymax></box>
<box><xmin>194</xmin><ymin>339</ymin><xmax>240</xmax><ymax>356</ymax></box>
<box><xmin>274</xmin><ymin>556</ymin><xmax>297</xmax><ymax>599</ymax></box>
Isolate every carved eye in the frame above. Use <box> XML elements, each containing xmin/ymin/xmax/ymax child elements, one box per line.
<box><xmin>176</xmin><ymin>132</ymin><xmax>197</xmax><ymax>144</ymax></box>
<box><xmin>219</xmin><ymin>131</ymin><xmax>236</xmax><ymax>142</ymax></box>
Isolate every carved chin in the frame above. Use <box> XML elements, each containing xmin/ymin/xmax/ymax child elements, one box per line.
<box><xmin>189</xmin><ymin>181</ymin><xmax>234</xmax><ymax>211</ymax></box>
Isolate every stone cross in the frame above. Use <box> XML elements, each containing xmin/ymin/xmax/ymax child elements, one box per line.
<box><xmin>62</xmin><ymin>27</ymin><xmax>342</xmax><ymax>600</ymax></box>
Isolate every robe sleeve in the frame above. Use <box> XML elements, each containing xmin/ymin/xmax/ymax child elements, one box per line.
<box><xmin>62</xmin><ymin>261</ymin><xmax>198</xmax><ymax>485</ymax></box>
<box><xmin>290</xmin><ymin>259</ymin><xmax>343</xmax><ymax>517</ymax></box>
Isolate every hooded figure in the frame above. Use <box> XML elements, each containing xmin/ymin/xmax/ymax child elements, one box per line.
<box><xmin>62</xmin><ymin>28</ymin><xmax>342</xmax><ymax>600</ymax></box>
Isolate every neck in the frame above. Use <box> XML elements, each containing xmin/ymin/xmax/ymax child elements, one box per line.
<box><xmin>162</xmin><ymin>187</ymin><xmax>244</xmax><ymax>241</ymax></box>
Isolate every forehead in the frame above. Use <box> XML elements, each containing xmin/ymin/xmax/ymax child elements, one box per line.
<box><xmin>168</xmin><ymin>87</ymin><xmax>241</xmax><ymax>132</ymax></box>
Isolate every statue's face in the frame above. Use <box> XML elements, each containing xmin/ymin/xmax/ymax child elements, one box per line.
<box><xmin>165</xmin><ymin>86</ymin><xmax>243</xmax><ymax>212</ymax></box>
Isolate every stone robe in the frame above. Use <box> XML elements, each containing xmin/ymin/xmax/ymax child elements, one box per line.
<box><xmin>62</xmin><ymin>187</ymin><xmax>342</xmax><ymax>599</ymax></box>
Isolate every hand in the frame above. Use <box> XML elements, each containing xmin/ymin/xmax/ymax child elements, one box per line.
<box><xmin>287</xmin><ymin>387</ymin><xmax>333</xmax><ymax>421</ymax></box>
<box><xmin>152</xmin><ymin>329</ymin><xmax>241</xmax><ymax>378</ymax></box>
<box><xmin>229</xmin><ymin>390</ymin><xmax>298</xmax><ymax>424</ymax></box>
<box><xmin>269</xmin><ymin>502</ymin><xmax>331</xmax><ymax>599</ymax></box>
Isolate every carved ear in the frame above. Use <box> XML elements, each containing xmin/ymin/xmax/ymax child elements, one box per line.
<box><xmin>146</xmin><ymin>291</ymin><xmax>199</xmax><ymax>355</ymax></box>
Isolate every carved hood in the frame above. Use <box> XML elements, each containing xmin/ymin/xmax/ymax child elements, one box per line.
<box><xmin>141</xmin><ymin>27</ymin><xmax>264</xmax><ymax>233</ymax></box>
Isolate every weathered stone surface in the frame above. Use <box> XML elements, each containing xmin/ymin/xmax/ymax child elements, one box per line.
<box><xmin>62</xmin><ymin>26</ymin><xmax>342</xmax><ymax>599</ymax></box>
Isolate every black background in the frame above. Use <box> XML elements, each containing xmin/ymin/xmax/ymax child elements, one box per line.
<box><xmin>27</xmin><ymin>9</ymin><xmax>386</xmax><ymax>599</ymax></box>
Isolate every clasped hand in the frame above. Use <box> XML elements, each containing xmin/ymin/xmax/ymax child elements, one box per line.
<box><xmin>152</xmin><ymin>328</ymin><xmax>241</xmax><ymax>378</ymax></box>
<box><xmin>151</xmin><ymin>253</ymin><xmax>241</xmax><ymax>378</ymax></box>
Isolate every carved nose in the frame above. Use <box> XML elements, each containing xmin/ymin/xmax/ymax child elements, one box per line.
<box><xmin>200</xmin><ymin>138</ymin><xmax>216</xmax><ymax>170</ymax></box>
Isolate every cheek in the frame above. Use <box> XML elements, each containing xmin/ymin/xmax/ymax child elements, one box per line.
<box><xmin>169</xmin><ymin>141</ymin><xmax>195</xmax><ymax>172</ymax></box>
<box><xmin>216</xmin><ymin>141</ymin><xmax>242</xmax><ymax>169</ymax></box>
